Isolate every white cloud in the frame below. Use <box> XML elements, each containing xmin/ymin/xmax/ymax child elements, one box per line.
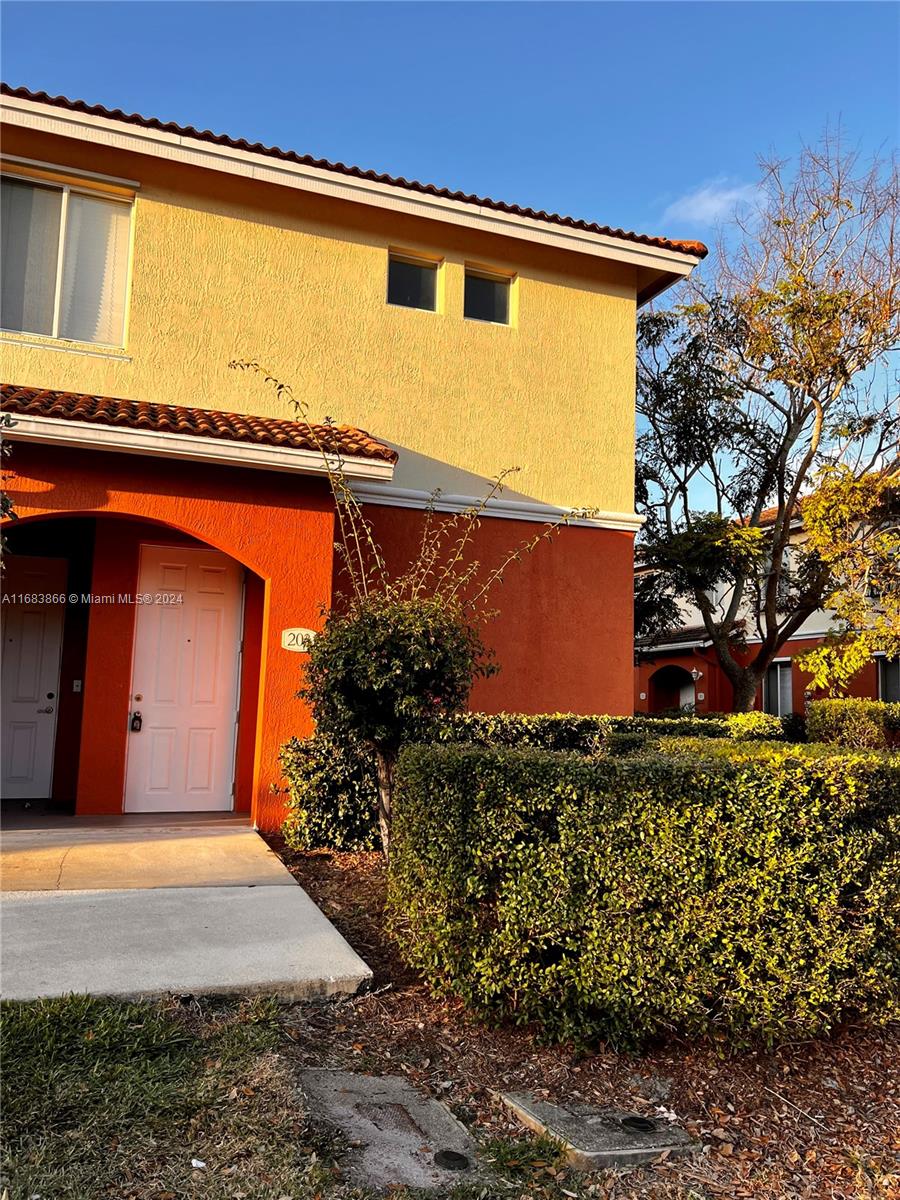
<box><xmin>663</xmin><ymin>178</ymin><xmax>757</xmax><ymax>226</ymax></box>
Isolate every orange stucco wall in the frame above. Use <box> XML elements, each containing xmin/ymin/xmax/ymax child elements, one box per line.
<box><xmin>5</xmin><ymin>444</ymin><xmax>635</xmax><ymax>828</ymax></box>
<box><xmin>5</xmin><ymin>442</ymin><xmax>334</xmax><ymax>829</ymax></box>
<box><xmin>363</xmin><ymin>505</ymin><xmax>635</xmax><ymax>716</ymax></box>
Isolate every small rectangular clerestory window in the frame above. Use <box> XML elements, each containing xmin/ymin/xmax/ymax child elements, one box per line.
<box><xmin>464</xmin><ymin>268</ymin><xmax>511</xmax><ymax>325</ymax></box>
<box><xmin>387</xmin><ymin>253</ymin><xmax>438</xmax><ymax>311</ymax></box>
<box><xmin>1</xmin><ymin>173</ymin><xmax>132</xmax><ymax>346</ymax></box>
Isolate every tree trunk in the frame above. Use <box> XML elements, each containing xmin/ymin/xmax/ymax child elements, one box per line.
<box><xmin>373</xmin><ymin>748</ymin><xmax>394</xmax><ymax>861</ymax></box>
<box><xmin>730</xmin><ymin>670</ymin><xmax>761</xmax><ymax>713</ymax></box>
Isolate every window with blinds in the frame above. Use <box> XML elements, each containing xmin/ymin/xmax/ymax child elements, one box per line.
<box><xmin>1</xmin><ymin>174</ymin><xmax>132</xmax><ymax>346</ymax></box>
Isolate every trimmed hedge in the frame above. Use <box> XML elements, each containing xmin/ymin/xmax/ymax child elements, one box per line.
<box><xmin>808</xmin><ymin>699</ymin><xmax>900</xmax><ymax>750</ymax></box>
<box><xmin>279</xmin><ymin>710</ymin><xmax>793</xmax><ymax>848</ymax></box>
<box><xmin>280</xmin><ymin>735</ymin><xmax>379</xmax><ymax>851</ymax></box>
<box><xmin>437</xmin><ymin>709</ymin><xmax>788</xmax><ymax>748</ymax></box>
<box><xmin>387</xmin><ymin>743</ymin><xmax>900</xmax><ymax>1046</ymax></box>
<box><xmin>279</xmin><ymin>711</ymin><xmax>794</xmax><ymax>848</ymax></box>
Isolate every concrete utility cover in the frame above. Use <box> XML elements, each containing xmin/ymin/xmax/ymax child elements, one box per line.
<box><xmin>501</xmin><ymin>1092</ymin><xmax>695</xmax><ymax>1169</ymax></box>
<box><xmin>300</xmin><ymin>1070</ymin><xmax>478</xmax><ymax>1190</ymax></box>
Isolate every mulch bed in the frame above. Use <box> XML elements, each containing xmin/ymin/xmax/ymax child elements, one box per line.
<box><xmin>267</xmin><ymin>837</ymin><xmax>900</xmax><ymax>1200</ymax></box>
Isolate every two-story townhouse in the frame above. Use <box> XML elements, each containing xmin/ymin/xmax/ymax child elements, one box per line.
<box><xmin>634</xmin><ymin>506</ymin><xmax>900</xmax><ymax>715</ymax></box>
<box><xmin>0</xmin><ymin>85</ymin><xmax>706</xmax><ymax>828</ymax></box>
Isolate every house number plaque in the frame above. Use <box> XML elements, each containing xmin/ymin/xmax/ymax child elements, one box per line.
<box><xmin>281</xmin><ymin>627</ymin><xmax>317</xmax><ymax>652</ymax></box>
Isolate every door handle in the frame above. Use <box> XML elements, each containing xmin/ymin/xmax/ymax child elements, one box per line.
<box><xmin>37</xmin><ymin>706</ymin><xmax>54</xmax><ymax>714</ymax></box>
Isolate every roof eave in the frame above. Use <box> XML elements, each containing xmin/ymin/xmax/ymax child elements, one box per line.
<box><xmin>636</xmin><ymin>265</ymin><xmax>694</xmax><ymax>308</ymax></box>
<box><xmin>0</xmin><ymin>92</ymin><xmax>706</xmax><ymax>276</ymax></box>
<box><xmin>3</xmin><ymin>413</ymin><xmax>397</xmax><ymax>481</ymax></box>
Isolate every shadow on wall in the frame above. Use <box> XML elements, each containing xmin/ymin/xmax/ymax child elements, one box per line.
<box><xmin>360</xmin><ymin>445</ymin><xmax>605</xmax><ymax>517</ymax></box>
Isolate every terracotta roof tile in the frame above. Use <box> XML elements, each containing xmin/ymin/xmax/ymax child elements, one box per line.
<box><xmin>1</xmin><ymin>83</ymin><xmax>708</xmax><ymax>261</ymax></box>
<box><xmin>0</xmin><ymin>384</ymin><xmax>398</xmax><ymax>464</ymax></box>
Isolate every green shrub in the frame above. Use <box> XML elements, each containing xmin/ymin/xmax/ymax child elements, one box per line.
<box><xmin>278</xmin><ymin>710</ymin><xmax>792</xmax><ymax>849</ymax></box>
<box><xmin>807</xmin><ymin>699</ymin><xmax>890</xmax><ymax>749</ymax></box>
<box><xmin>280</xmin><ymin>735</ymin><xmax>379</xmax><ymax>851</ymax></box>
<box><xmin>657</xmin><ymin>736</ymin><xmax>880</xmax><ymax>762</ymax></box>
<box><xmin>438</xmin><ymin>710</ymin><xmax>790</xmax><ymax>746</ymax></box>
<box><xmin>724</xmin><ymin>711</ymin><xmax>784</xmax><ymax>740</ymax></box>
<box><xmin>388</xmin><ymin>743</ymin><xmax>900</xmax><ymax>1047</ymax></box>
<box><xmin>603</xmin><ymin>730</ymin><xmax>651</xmax><ymax>756</ymax></box>
<box><xmin>436</xmin><ymin>711</ymin><xmax>613</xmax><ymax>752</ymax></box>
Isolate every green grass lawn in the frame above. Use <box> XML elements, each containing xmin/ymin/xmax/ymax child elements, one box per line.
<box><xmin>1</xmin><ymin>994</ymin><xmax>334</xmax><ymax>1200</ymax></box>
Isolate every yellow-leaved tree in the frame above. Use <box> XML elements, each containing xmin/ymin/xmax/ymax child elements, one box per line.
<box><xmin>797</xmin><ymin>465</ymin><xmax>899</xmax><ymax>695</ymax></box>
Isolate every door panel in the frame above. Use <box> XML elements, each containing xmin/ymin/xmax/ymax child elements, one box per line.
<box><xmin>1</xmin><ymin>557</ymin><xmax>67</xmax><ymax>800</ymax></box>
<box><xmin>124</xmin><ymin>545</ymin><xmax>242</xmax><ymax>812</ymax></box>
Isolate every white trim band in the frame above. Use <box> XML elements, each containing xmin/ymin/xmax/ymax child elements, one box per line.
<box><xmin>3</xmin><ymin>413</ymin><xmax>396</xmax><ymax>481</ymax></box>
<box><xmin>350</xmin><ymin>480</ymin><xmax>644</xmax><ymax>531</ymax></box>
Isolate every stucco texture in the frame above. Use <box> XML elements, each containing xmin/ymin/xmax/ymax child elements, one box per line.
<box><xmin>6</xmin><ymin>443</ymin><xmax>334</xmax><ymax>829</ymax></box>
<box><xmin>1</xmin><ymin>128</ymin><xmax>638</xmax><ymax>514</ymax></box>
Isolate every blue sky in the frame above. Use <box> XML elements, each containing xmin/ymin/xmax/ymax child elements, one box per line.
<box><xmin>1</xmin><ymin>1</ymin><xmax>897</xmax><ymax>253</ymax></box>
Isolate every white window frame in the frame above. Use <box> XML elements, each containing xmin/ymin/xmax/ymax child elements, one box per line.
<box><xmin>0</xmin><ymin>168</ymin><xmax>135</xmax><ymax>348</ymax></box>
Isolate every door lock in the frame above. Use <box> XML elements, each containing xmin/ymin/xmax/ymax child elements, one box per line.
<box><xmin>130</xmin><ymin>711</ymin><xmax>143</xmax><ymax>732</ymax></box>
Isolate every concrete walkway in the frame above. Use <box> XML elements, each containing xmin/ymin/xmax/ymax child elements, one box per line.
<box><xmin>1</xmin><ymin>814</ymin><xmax>372</xmax><ymax>1001</ymax></box>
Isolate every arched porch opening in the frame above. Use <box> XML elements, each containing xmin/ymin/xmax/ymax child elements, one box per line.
<box><xmin>1</xmin><ymin>513</ymin><xmax>264</xmax><ymax>819</ymax></box>
<box><xmin>648</xmin><ymin>664</ymin><xmax>696</xmax><ymax>713</ymax></box>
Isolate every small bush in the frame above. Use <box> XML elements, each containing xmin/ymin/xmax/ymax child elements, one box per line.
<box><xmin>724</xmin><ymin>711</ymin><xmax>784</xmax><ymax>741</ymax></box>
<box><xmin>280</xmin><ymin>735</ymin><xmax>379</xmax><ymax>851</ymax></box>
<box><xmin>808</xmin><ymin>699</ymin><xmax>890</xmax><ymax>749</ymax></box>
<box><xmin>388</xmin><ymin>743</ymin><xmax>900</xmax><ymax>1047</ymax></box>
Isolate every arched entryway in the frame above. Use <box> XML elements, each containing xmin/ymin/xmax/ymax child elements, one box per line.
<box><xmin>648</xmin><ymin>664</ymin><xmax>696</xmax><ymax>713</ymax></box>
<box><xmin>1</xmin><ymin>514</ymin><xmax>264</xmax><ymax>817</ymax></box>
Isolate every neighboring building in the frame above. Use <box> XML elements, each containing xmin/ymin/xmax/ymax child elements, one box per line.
<box><xmin>634</xmin><ymin>509</ymin><xmax>899</xmax><ymax>715</ymax></box>
<box><xmin>0</xmin><ymin>85</ymin><xmax>706</xmax><ymax>828</ymax></box>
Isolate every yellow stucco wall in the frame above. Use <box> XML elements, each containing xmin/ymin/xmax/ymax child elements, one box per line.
<box><xmin>1</xmin><ymin>129</ymin><xmax>638</xmax><ymax>512</ymax></box>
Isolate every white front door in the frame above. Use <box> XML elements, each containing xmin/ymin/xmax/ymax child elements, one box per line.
<box><xmin>1</xmin><ymin>557</ymin><xmax>67</xmax><ymax>800</ymax></box>
<box><xmin>124</xmin><ymin>545</ymin><xmax>243</xmax><ymax>813</ymax></box>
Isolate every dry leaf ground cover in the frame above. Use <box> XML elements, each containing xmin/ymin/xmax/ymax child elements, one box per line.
<box><xmin>272</xmin><ymin>842</ymin><xmax>900</xmax><ymax>1200</ymax></box>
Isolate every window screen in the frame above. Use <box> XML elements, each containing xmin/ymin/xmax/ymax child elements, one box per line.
<box><xmin>464</xmin><ymin>270</ymin><xmax>510</xmax><ymax>324</ymax></box>
<box><xmin>59</xmin><ymin>193</ymin><xmax>131</xmax><ymax>344</ymax></box>
<box><xmin>387</xmin><ymin>256</ymin><xmax>437</xmax><ymax>311</ymax></box>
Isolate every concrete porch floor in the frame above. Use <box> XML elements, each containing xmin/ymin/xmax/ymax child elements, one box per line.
<box><xmin>1</xmin><ymin>813</ymin><xmax>295</xmax><ymax>890</ymax></box>
<box><xmin>0</xmin><ymin>813</ymin><xmax>373</xmax><ymax>1002</ymax></box>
